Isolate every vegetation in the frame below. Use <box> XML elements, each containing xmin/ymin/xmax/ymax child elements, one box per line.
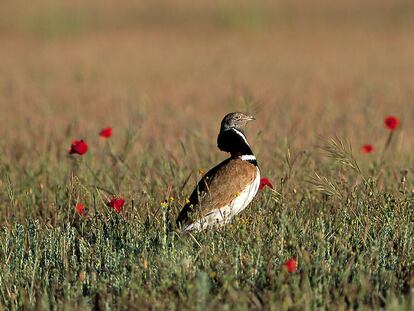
<box><xmin>0</xmin><ymin>1</ymin><xmax>413</xmax><ymax>309</ymax></box>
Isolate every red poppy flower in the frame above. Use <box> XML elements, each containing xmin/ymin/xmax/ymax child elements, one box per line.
<box><xmin>99</xmin><ymin>127</ymin><xmax>112</xmax><ymax>138</ymax></box>
<box><xmin>107</xmin><ymin>197</ymin><xmax>125</xmax><ymax>213</ymax></box>
<box><xmin>283</xmin><ymin>258</ymin><xmax>298</xmax><ymax>273</ymax></box>
<box><xmin>75</xmin><ymin>203</ymin><xmax>86</xmax><ymax>215</ymax></box>
<box><xmin>384</xmin><ymin>115</ymin><xmax>399</xmax><ymax>131</ymax></box>
<box><xmin>68</xmin><ymin>140</ymin><xmax>88</xmax><ymax>155</ymax></box>
<box><xmin>361</xmin><ymin>144</ymin><xmax>374</xmax><ymax>154</ymax></box>
<box><xmin>259</xmin><ymin>177</ymin><xmax>273</xmax><ymax>190</ymax></box>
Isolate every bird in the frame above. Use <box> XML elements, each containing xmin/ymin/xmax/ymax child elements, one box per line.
<box><xmin>176</xmin><ymin>112</ymin><xmax>260</xmax><ymax>232</ymax></box>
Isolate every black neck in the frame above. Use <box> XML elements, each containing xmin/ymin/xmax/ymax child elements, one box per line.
<box><xmin>217</xmin><ymin>128</ymin><xmax>257</xmax><ymax>165</ymax></box>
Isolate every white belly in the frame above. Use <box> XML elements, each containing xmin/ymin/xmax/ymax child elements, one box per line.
<box><xmin>184</xmin><ymin>167</ymin><xmax>260</xmax><ymax>232</ymax></box>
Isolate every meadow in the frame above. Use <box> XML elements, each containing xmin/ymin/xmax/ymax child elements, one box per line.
<box><xmin>0</xmin><ymin>0</ymin><xmax>414</xmax><ymax>309</ymax></box>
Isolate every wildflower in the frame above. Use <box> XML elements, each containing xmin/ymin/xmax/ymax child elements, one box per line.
<box><xmin>361</xmin><ymin>144</ymin><xmax>374</xmax><ymax>154</ymax></box>
<box><xmin>107</xmin><ymin>197</ymin><xmax>125</xmax><ymax>213</ymax></box>
<box><xmin>99</xmin><ymin>127</ymin><xmax>112</xmax><ymax>138</ymax></box>
<box><xmin>259</xmin><ymin>177</ymin><xmax>273</xmax><ymax>190</ymax></box>
<box><xmin>384</xmin><ymin>115</ymin><xmax>399</xmax><ymax>131</ymax></box>
<box><xmin>75</xmin><ymin>203</ymin><xmax>85</xmax><ymax>215</ymax></box>
<box><xmin>68</xmin><ymin>140</ymin><xmax>88</xmax><ymax>155</ymax></box>
<box><xmin>160</xmin><ymin>200</ymin><xmax>169</xmax><ymax>209</ymax></box>
<box><xmin>283</xmin><ymin>258</ymin><xmax>298</xmax><ymax>273</ymax></box>
<box><xmin>161</xmin><ymin>197</ymin><xmax>175</xmax><ymax>209</ymax></box>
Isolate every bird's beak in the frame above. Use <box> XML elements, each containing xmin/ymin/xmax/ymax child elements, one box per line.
<box><xmin>245</xmin><ymin>115</ymin><xmax>255</xmax><ymax>121</ymax></box>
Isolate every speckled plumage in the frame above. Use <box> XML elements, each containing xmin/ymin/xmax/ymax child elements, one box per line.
<box><xmin>176</xmin><ymin>112</ymin><xmax>260</xmax><ymax>232</ymax></box>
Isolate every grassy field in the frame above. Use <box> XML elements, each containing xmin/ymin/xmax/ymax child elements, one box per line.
<box><xmin>1</xmin><ymin>0</ymin><xmax>414</xmax><ymax>309</ymax></box>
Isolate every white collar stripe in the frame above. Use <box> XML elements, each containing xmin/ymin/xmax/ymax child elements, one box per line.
<box><xmin>231</xmin><ymin>128</ymin><xmax>250</xmax><ymax>147</ymax></box>
<box><xmin>240</xmin><ymin>155</ymin><xmax>256</xmax><ymax>161</ymax></box>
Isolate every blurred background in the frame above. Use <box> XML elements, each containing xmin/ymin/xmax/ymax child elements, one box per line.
<box><xmin>1</xmin><ymin>0</ymin><xmax>413</xmax><ymax>160</ymax></box>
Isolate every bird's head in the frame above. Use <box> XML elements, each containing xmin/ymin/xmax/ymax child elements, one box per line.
<box><xmin>220</xmin><ymin>112</ymin><xmax>255</xmax><ymax>132</ymax></box>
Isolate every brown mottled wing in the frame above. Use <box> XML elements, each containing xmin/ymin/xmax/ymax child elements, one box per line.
<box><xmin>176</xmin><ymin>158</ymin><xmax>257</xmax><ymax>227</ymax></box>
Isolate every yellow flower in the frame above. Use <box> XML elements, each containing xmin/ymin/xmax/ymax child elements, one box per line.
<box><xmin>185</xmin><ymin>197</ymin><xmax>190</xmax><ymax>204</ymax></box>
<box><xmin>160</xmin><ymin>200</ymin><xmax>168</xmax><ymax>209</ymax></box>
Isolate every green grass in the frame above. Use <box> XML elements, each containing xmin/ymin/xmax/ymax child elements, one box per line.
<box><xmin>1</xmin><ymin>1</ymin><xmax>414</xmax><ymax>309</ymax></box>
<box><xmin>0</xmin><ymin>134</ymin><xmax>413</xmax><ymax>310</ymax></box>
